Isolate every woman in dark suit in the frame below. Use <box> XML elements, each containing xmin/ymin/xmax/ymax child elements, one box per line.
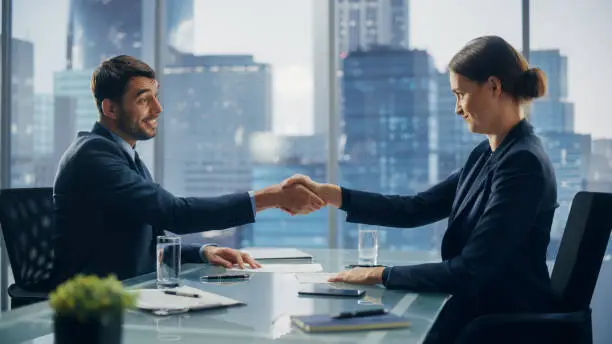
<box><xmin>284</xmin><ymin>36</ymin><xmax>557</xmax><ymax>343</ymax></box>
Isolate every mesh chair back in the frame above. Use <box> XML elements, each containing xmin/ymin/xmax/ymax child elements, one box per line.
<box><xmin>0</xmin><ymin>188</ymin><xmax>55</xmax><ymax>290</ymax></box>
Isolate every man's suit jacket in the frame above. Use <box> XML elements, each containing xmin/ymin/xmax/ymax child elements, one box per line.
<box><xmin>52</xmin><ymin>122</ymin><xmax>254</xmax><ymax>285</ymax></box>
<box><xmin>340</xmin><ymin>120</ymin><xmax>558</xmax><ymax>343</ymax></box>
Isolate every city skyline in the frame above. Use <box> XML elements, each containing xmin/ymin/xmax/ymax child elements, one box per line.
<box><xmin>2</xmin><ymin>0</ymin><xmax>611</xmax><ymax>257</ymax></box>
<box><xmin>11</xmin><ymin>0</ymin><xmax>612</xmax><ymax>139</ymax></box>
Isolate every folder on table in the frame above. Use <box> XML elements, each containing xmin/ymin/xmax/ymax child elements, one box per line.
<box><xmin>136</xmin><ymin>285</ymin><xmax>245</xmax><ymax>312</ymax></box>
<box><xmin>241</xmin><ymin>247</ymin><xmax>313</xmax><ymax>260</ymax></box>
<box><xmin>290</xmin><ymin>313</ymin><xmax>410</xmax><ymax>333</ymax></box>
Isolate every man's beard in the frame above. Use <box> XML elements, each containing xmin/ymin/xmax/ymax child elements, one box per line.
<box><xmin>116</xmin><ymin>108</ymin><xmax>155</xmax><ymax>141</ymax></box>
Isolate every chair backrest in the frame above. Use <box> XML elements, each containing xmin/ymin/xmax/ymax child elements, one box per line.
<box><xmin>550</xmin><ymin>191</ymin><xmax>612</xmax><ymax>311</ymax></box>
<box><xmin>0</xmin><ymin>188</ymin><xmax>54</xmax><ymax>290</ymax></box>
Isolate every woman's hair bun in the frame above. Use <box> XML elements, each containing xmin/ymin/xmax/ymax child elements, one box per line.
<box><xmin>514</xmin><ymin>67</ymin><xmax>547</xmax><ymax>100</ymax></box>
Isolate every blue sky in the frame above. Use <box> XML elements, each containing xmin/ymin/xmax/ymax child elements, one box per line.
<box><xmin>12</xmin><ymin>0</ymin><xmax>612</xmax><ymax>138</ymax></box>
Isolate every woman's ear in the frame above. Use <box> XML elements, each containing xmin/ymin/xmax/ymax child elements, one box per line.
<box><xmin>487</xmin><ymin>76</ymin><xmax>503</xmax><ymax>98</ymax></box>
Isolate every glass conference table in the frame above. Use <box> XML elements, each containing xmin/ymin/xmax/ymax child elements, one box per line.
<box><xmin>0</xmin><ymin>249</ymin><xmax>449</xmax><ymax>344</ymax></box>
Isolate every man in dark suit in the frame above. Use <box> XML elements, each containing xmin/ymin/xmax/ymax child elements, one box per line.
<box><xmin>52</xmin><ymin>55</ymin><xmax>324</xmax><ymax>285</ymax></box>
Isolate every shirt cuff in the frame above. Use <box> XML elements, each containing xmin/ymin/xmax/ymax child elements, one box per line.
<box><xmin>199</xmin><ymin>244</ymin><xmax>218</xmax><ymax>263</ymax></box>
<box><xmin>382</xmin><ymin>266</ymin><xmax>393</xmax><ymax>287</ymax></box>
<box><xmin>248</xmin><ymin>190</ymin><xmax>256</xmax><ymax>217</ymax></box>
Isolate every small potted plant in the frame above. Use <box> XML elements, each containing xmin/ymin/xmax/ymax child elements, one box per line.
<box><xmin>49</xmin><ymin>274</ymin><xmax>137</xmax><ymax>344</ymax></box>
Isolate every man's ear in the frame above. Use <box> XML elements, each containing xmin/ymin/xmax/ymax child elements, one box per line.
<box><xmin>487</xmin><ymin>76</ymin><xmax>503</xmax><ymax>98</ymax></box>
<box><xmin>101</xmin><ymin>99</ymin><xmax>118</xmax><ymax>120</ymax></box>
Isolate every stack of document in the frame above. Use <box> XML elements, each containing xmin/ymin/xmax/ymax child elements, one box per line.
<box><xmin>228</xmin><ymin>263</ymin><xmax>323</xmax><ymax>273</ymax></box>
<box><xmin>241</xmin><ymin>247</ymin><xmax>313</xmax><ymax>260</ymax></box>
<box><xmin>136</xmin><ymin>285</ymin><xmax>244</xmax><ymax>312</ymax></box>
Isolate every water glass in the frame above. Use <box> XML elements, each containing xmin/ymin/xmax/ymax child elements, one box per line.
<box><xmin>358</xmin><ymin>226</ymin><xmax>379</xmax><ymax>266</ymax></box>
<box><xmin>157</xmin><ymin>235</ymin><xmax>181</xmax><ymax>287</ymax></box>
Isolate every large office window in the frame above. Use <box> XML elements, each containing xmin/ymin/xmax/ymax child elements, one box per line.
<box><xmin>1</xmin><ymin>0</ymin><xmax>158</xmax><ymax>307</ymax></box>
<box><xmin>335</xmin><ymin>0</ymin><xmax>521</xmax><ymax>251</ymax></box>
<box><xmin>11</xmin><ymin>0</ymin><xmax>157</xmax><ymax>188</ymax></box>
<box><xmin>160</xmin><ymin>0</ymin><xmax>328</xmax><ymax>249</ymax></box>
<box><xmin>531</xmin><ymin>0</ymin><xmax>612</xmax><ymax>259</ymax></box>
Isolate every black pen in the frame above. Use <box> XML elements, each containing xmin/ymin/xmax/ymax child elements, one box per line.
<box><xmin>200</xmin><ymin>274</ymin><xmax>250</xmax><ymax>280</ymax></box>
<box><xmin>163</xmin><ymin>290</ymin><xmax>200</xmax><ymax>298</ymax></box>
<box><xmin>333</xmin><ymin>308</ymin><xmax>388</xmax><ymax>319</ymax></box>
<box><xmin>345</xmin><ymin>264</ymin><xmax>387</xmax><ymax>269</ymax></box>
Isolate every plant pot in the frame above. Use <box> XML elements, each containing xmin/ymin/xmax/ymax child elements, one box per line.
<box><xmin>53</xmin><ymin>311</ymin><xmax>123</xmax><ymax>344</ymax></box>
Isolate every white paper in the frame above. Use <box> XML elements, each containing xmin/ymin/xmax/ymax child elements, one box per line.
<box><xmin>294</xmin><ymin>272</ymin><xmax>338</xmax><ymax>284</ymax></box>
<box><xmin>242</xmin><ymin>247</ymin><xmax>312</xmax><ymax>260</ymax></box>
<box><xmin>136</xmin><ymin>285</ymin><xmax>242</xmax><ymax>311</ymax></box>
<box><xmin>227</xmin><ymin>263</ymin><xmax>323</xmax><ymax>273</ymax></box>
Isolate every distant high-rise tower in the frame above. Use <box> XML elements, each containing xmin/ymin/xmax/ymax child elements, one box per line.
<box><xmin>341</xmin><ymin>47</ymin><xmax>436</xmax><ymax>250</ymax></box>
<box><xmin>162</xmin><ymin>55</ymin><xmax>272</xmax><ymax>197</ymax></box>
<box><xmin>66</xmin><ymin>0</ymin><xmax>194</xmax><ymax>70</ymax></box>
<box><xmin>4</xmin><ymin>37</ymin><xmax>35</xmax><ymax>187</ymax></box>
<box><xmin>337</xmin><ymin>0</ymin><xmax>410</xmax><ymax>55</ymax></box>
<box><xmin>529</xmin><ymin>50</ymin><xmax>574</xmax><ymax>133</ymax></box>
<box><xmin>247</xmin><ymin>132</ymin><xmax>328</xmax><ymax>248</ymax></box>
<box><xmin>528</xmin><ymin>50</ymin><xmax>588</xmax><ymax>241</ymax></box>
<box><xmin>314</xmin><ymin>0</ymin><xmax>411</xmax><ymax>134</ymax></box>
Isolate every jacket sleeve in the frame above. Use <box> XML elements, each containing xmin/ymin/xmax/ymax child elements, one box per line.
<box><xmin>383</xmin><ymin>151</ymin><xmax>547</xmax><ymax>297</ymax></box>
<box><xmin>340</xmin><ymin>169</ymin><xmax>460</xmax><ymax>228</ymax></box>
<box><xmin>77</xmin><ymin>138</ymin><xmax>255</xmax><ymax>234</ymax></box>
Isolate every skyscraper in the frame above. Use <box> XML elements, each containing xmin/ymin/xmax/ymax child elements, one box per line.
<box><xmin>528</xmin><ymin>50</ymin><xmax>587</xmax><ymax>241</ymax></box>
<box><xmin>33</xmin><ymin>95</ymin><xmax>55</xmax><ymax>157</ymax></box>
<box><xmin>341</xmin><ymin>46</ymin><xmax>436</xmax><ymax>250</ymax></box>
<box><xmin>53</xmin><ymin>70</ymin><xmax>96</xmax><ymax>134</ymax></box>
<box><xmin>587</xmin><ymin>139</ymin><xmax>612</xmax><ymax>193</ymax></box>
<box><xmin>246</xmin><ymin>132</ymin><xmax>328</xmax><ymax>248</ymax></box>
<box><xmin>337</xmin><ymin>0</ymin><xmax>410</xmax><ymax>55</ymax></box>
<box><xmin>162</xmin><ymin>55</ymin><xmax>272</xmax><ymax>198</ymax></box>
<box><xmin>314</xmin><ymin>0</ymin><xmax>411</xmax><ymax>134</ymax></box>
<box><xmin>529</xmin><ymin>50</ymin><xmax>574</xmax><ymax>133</ymax></box>
<box><xmin>165</xmin><ymin>0</ymin><xmax>195</xmax><ymax>53</ymax></box>
<box><xmin>539</xmin><ymin>132</ymin><xmax>591</xmax><ymax>237</ymax></box>
<box><xmin>3</xmin><ymin>37</ymin><xmax>35</xmax><ymax>187</ymax></box>
<box><xmin>66</xmin><ymin>0</ymin><xmax>144</xmax><ymax>70</ymax></box>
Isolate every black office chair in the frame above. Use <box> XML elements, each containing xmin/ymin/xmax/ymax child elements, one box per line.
<box><xmin>456</xmin><ymin>191</ymin><xmax>612</xmax><ymax>344</ymax></box>
<box><xmin>0</xmin><ymin>188</ymin><xmax>55</xmax><ymax>309</ymax></box>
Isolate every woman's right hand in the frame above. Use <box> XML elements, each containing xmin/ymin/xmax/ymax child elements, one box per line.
<box><xmin>281</xmin><ymin>174</ymin><xmax>342</xmax><ymax>208</ymax></box>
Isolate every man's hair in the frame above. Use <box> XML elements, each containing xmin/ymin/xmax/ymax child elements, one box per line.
<box><xmin>91</xmin><ymin>55</ymin><xmax>156</xmax><ymax>116</ymax></box>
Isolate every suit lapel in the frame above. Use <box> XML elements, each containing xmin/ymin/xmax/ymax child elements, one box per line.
<box><xmin>451</xmin><ymin>152</ymin><xmax>488</xmax><ymax>219</ymax></box>
<box><xmin>91</xmin><ymin>122</ymin><xmax>142</xmax><ymax>175</ymax></box>
<box><xmin>449</xmin><ymin>155</ymin><xmax>492</xmax><ymax>226</ymax></box>
<box><xmin>448</xmin><ymin>120</ymin><xmax>534</xmax><ymax>227</ymax></box>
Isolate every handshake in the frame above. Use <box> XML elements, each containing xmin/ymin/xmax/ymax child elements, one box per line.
<box><xmin>254</xmin><ymin>174</ymin><xmax>342</xmax><ymax>216</ymax></box>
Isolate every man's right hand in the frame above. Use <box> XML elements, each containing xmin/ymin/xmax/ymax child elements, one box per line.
<box><xmin>253</xmin><ymin>183</ymin><xmax>325</xmax><ymax>215</ymax></box>
<box><xmin>281</xmin><ymin>174</ymin><xmax>342</xmax><ymax>209</ymax></box>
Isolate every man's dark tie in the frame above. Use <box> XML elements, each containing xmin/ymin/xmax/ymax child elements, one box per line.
<box><xmin>134</xmin><ymin>151</ymin><xmax>153</xmax><ymax>181</ymax></box>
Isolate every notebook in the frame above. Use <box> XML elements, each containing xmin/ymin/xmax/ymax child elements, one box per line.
<box><xmin>136</xmin><ymin>285</ymin><xmax>244</xmax><ymax>312</ymax></box>
<box><xmin>291</xmin><ymin>313</ymin><xmax>410</xmax><ymax>333</ymax></box>
<box><xmin>241</xmin><ymin>248</ymin><xmax>313</xmax><ymax>260</ymax></box>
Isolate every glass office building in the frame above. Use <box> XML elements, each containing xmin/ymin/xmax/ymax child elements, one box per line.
<box><xmin>341</xmin><ymin>47</ymin><xmax>437</xmax><ymax>250</ymax></box>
